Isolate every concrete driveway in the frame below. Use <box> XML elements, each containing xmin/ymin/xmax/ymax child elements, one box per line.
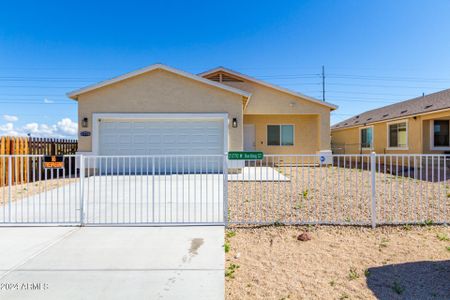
<box><xmin>0</xmin><ymin>226</ymin><xmax>224</xmax><ymax>300</ymax></box>
<box><xmin>1</xmin><ymin>174</ymin><xmax>224</xmax><ymax>224</ymax></box>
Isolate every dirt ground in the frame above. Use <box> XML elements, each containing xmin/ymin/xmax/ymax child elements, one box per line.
<box><xmin>225</xmin><ymin>225</ymin><xmax>450</xmax><ymax>300</ymax></box>
<box><xmin>0</xmin><ymin>178</ymin><xmax>78</xmax><ymax>205</ymax></box>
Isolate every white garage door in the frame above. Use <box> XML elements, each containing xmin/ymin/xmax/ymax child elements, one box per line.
<box><xmin>98</xmin><ymin>118</ymin><xmax>224</xmax><ymax>173</ymax></box>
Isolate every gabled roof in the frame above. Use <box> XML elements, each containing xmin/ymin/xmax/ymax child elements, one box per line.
<box><xmin>332</xmin><ymin>88</ymin><xmax>450</xmax><ymax>130</ymax></box>
<box><xmin>67</xmin><ymin>64</ymin><xmax>252</xmax><ymax>100</ymax></box>
<box><xmin>199</xmin><ymin>66</ymin><xmax>338</xmax><ymax>110</ymax></box>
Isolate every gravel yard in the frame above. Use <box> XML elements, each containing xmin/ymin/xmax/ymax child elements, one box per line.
<box><xmin>225</xmin><ymin>225</ymin><xmax>450</xmax><ymax>300</ymax></box>
<box><xmin>0</xmin><ymin>178</ymin><xmax>78</xmax><ymax>205</ymax></box>
<box><xmin>228</xmin><ymin>166</ymin><xmax>450</xmax><ymax>225</ymax></box>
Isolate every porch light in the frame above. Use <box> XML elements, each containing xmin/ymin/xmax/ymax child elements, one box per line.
<box><xmin>232</xmin><ymin>118</ymin><xmax>238</xmax><ymax>128</ymax></box>
<box><xmin>82</xmin><ymin>117</ymin><xmax>88</xmax><ymax>128</ymax></box>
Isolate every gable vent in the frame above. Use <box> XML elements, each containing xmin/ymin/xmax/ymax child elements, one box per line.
<box><xmin>206</xmin><ymin>73</ymin><xmax>244</xmax><ymax>83</ymax></box>
<box><xmin>221</xmin><ymin>74</ymin><xmax>243</xmax><ymax>82</ymax></box>
<box><xmin>206</xmin><ymin>74</ymin><xmax>221</xmax><ymax>82</ymax></box>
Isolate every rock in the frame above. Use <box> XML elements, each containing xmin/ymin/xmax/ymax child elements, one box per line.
<box><xmin>234</xmin><ymin>252</ymin><xmax>241</xmax><ymax>259</ymax></box>
<box><xmin>297</xmin><ymin>232</ymin><xmax>311</xmax><ymax>241</ymax></box>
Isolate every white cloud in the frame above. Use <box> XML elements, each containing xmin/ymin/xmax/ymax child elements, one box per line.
<box><xmin>43</xmin><ymin>98</ymin><xmax>54</xmax><ymax>104</ymax></box>
<box><xmin>3</xmin><ymin>115</ymin><xmax>18</xmax><ymax>122</ymax></box>
<box><xmin>56</xmin><ymin>118</ymin><xmax>78</xmax><ymax>136</ymax></box>
<box><xmin>0</xmin><ymin>118</ymin><xmax>78</xmax><ymax>139</ymax></box>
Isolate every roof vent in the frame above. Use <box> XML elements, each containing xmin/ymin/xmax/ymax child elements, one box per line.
<box><xmin>382</xmin><ymin>114</ymin><xmax>389</xmax><ymax>118</ymax></box>
<box><xmin>344</xmin><ymin>123</ymin><xmax>348</xmax><ymax>125</ymax></box>
<box><xmin>354</xmin><ymin>120</ymin><xmax>359</xmax><ymax>124</ymax></box>
<box><xmin>424</xmin><ymin>104</ymin><xmax>433</xmax><ymax>109</ymax></box>
<box><xmin>367</xmin><ymin>118</ymin><xmax>372</xmax><ymax>121</ymax></box>
<box><xmin>400</xmin><ymin>110</ymin><xmax>407</xmax><ymax>114</ymax></box>
<box><xmin>355</xmin><ymin>115</ymin><xmax>359</xmax><ymax>119</ymax></box>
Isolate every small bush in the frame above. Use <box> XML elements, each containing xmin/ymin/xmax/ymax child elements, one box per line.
<box><xmin>436</xmin><ymin>233</ymin><xmax>449</xmax><ymax>241</ymax></box>
<box><xmin>392</xmin><ymin>281</ymin><xmax>405</xmax><ymax>295</ymax></box>
<box><xmin>224</xmin><ymin>242</ymin><xmax>230</xmax><ymax>253</ymax></box>
<box><xmin>226</xmin><ymin>230</ymin><xmax>236</xmax><ymax>239</ymax></box>
<box><xmin>348</xmin><ymin>268</ymin><xmax>359</xmax><ymax>280</ymax></box>
<box><xmin>225</xmin><ymin>263</ymin><xmax>240</xmax><ymax>278</ymax></box>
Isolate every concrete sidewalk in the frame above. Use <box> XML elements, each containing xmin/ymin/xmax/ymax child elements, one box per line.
<box><xmin>0</xmin><ymin>226</ymin><xmax>224</xmax><ymax>300</ymax></box>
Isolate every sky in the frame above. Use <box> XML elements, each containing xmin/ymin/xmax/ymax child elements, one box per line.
<box><xmin>1</xmin><ymin>0</ymin><xmax>450</xmax><ymax>138</ymax></box>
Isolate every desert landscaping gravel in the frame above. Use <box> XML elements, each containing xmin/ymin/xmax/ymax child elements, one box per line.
<box><xmin>225</xmin><ymin>225</ymin><xmax>450</xmax><ymax>300</ymax></box>
<box><xmin>228</xmin><ymin>165</ymin><xmax>450</xmax><ymax>225</ymax></box>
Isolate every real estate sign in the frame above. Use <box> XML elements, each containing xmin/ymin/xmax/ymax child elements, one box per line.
<box><xmin>43</xmin><ymin>155</ymin><xmax>64</xmax><ymax>169</ymax></box>
<box><xmin>228</xmin><ymin>151</ymin><xmax>264</xmax><ymax>160</ymax></box>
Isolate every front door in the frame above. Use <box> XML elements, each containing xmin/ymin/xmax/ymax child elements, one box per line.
<box><xmin>244</xmin><ymin>124</ymin><xmax>256</xmax><ymax>151</ymax></box>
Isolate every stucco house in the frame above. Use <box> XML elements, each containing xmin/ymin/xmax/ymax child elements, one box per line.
<box><xmin>331</xmin><ymin>89</ymin><xmax>450</xmax><ymax>154</ymax></box>
<box><xmin>67</xmin><ymin>64</ymin><xmax>336</xmax><ymax>171</ymax></box>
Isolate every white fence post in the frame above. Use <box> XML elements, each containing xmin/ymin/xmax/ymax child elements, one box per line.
<box><xmin>223</xmin><ymin>154</ymin><xmax>228</xmax><ymax>227</ymax></box>
<box><xmin>370</xmin><ymin>152</ymin><xmax>377</xmax><ymax>228</ymax></box>
<box><xmin>79</xmin><ymin>155</ymin><xmax>85</xmax><ymax>225</ymax></box>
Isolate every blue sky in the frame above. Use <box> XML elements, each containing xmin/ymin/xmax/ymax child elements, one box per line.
<box><xmin>1</xmin><ymin>0</ymin><xmax>450</xmax><ymax>137</ymax></box>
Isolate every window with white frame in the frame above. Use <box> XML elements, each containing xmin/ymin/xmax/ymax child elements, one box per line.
<box><xmin>388</xmin><ymin>121</ymin><xmax>407</xmax><ymax>148</ymax></box>
<box><xmin>360</xmin><ymin>127</ymin><xmax>373</xmax><ymax>149</ymax></box>
<box><xmin>433</xmin><ymin>120</ymin><xmax>450</xmax><ymax>147</ymax></box>
<box><xmin>267</xmin><ymin>125</ymin><xmax>294</xmax><ymax>146</ymax></box>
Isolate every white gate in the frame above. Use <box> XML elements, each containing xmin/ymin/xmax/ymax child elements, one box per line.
<box><xmin>81</xmin><ymin>155</ymin><xmax>226</xmax><ymax>225</ymax></box>
<box><xmin>0</xmin><ymin>154</ymin><xmax>227</xmax><ymax>226</ymax></box>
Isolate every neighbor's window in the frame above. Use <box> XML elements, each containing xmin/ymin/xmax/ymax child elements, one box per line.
<box><xmin>267</xmin><ymin>125</ymin><xmax>294</xmax><ymax>146</ymax></box>
<box><xmin>360</xmin><ymin>127</ymin><xmax>373</xmax><ymax>149</ymax></box>
<box><xmin>433</xmin><ymin>120</ymin><xmax>450</xmax><ymax>147</ymax></box>
<box><xmin>388</xmin><ymin>122</ymin><xmax>407</xmax><ymax>148</ymax></box>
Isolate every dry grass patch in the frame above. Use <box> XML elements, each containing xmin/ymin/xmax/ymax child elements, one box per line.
<box><xmin>225</xmin><ymin>225</ymin><xmax>450</xmax><ymax>299</ymax></box>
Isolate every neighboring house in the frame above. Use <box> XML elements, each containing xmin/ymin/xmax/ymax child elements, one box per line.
<box><xmin>331</xmin><ymin>89</ymin><xmax>450</xmax><ymax>154</ymax></box>
<box><xmin>68</xmin><ymin>64</ymin><xmax>336</xmax><ymax>171</ymax></box>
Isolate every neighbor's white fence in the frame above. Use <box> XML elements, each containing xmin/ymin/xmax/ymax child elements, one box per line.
<box><xmin>0</xmin><ymin>154</ymin><xmax>448</xmax><ymax>227</ymax></box>
<box><xmin>228</xmin><ymin>154</ymin><xmax>450</xmax><ymax>227</ymax></box>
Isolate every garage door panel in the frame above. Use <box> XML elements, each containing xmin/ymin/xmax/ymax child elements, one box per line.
<box><xmin>99</xmin><ymin>118</ymin><xmax>224</xmax><ymax>173</ymax></box>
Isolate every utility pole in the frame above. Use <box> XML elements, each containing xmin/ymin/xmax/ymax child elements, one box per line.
<box><xmin>322</xmin><ymin>65</ymin><xmax>325</xmax><ymax>101</ymax></box>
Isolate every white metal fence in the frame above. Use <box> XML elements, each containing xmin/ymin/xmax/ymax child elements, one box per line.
<box><xmin>0</xmin><ymin>154</ymin><xmax>448</xmax><ymax>227</ymax></box>
<box><xmin>228</xmin><ymin>154</ymin><xmax>450</xmax><ymax>227</ymax></box>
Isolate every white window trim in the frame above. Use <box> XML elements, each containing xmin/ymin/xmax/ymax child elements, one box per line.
<box><xmin>430</xmin><ymin>119</ymin><xmax>450</xmax><ymax>151</ymax></box>
<box><xmin>386</xmin><ymin>119</ymin><xmax>409</xmax><ymax>150</ymax></box>
<box><xmin>359</xmin><ymin>125</ymin><xmax>374</xmax><ymax>150</ymax></box>
<box><xmin>88</xmin><ymin>113</ymin><xmax>229</xmax><ymax>156</ymax></box>
<box><xmin>266</xmin><ymin>124</ymin><xmax>295</xmax><ymax>147</ymax></box>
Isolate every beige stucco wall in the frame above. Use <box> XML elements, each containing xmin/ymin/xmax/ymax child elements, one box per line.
<box><xmin>76</xmin><ymin>69</ymin><xmax>244</xmax><ymax>152</ymax></box>
<box><xmin>244</xmin><ymin>114</ymin><xmax>319</xmax><ymax>154</ymax></box>
<box><xmin>213</xmin><ymin>77</ymin><xmax>332</xmax><ymax>150</ymax></box>
<box><xmin>331</xmin><ymin>109</ymin><xmax>450</xmax><ymax>154</ymax></box>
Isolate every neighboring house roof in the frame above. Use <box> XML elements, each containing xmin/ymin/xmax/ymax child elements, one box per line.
<box><xmin>332</xmin><ymin>88</ymin><xmax>450</xmax><ymax>130</ymax></box>
<box><xmin>67</xmin><ymin>64</ymin><xmax>252</xmax><ymax>100</ymax></box>
<box><xmin>199</xmin><ymin>67</ymin><xmax>338</xmax><ymax>110</ymax></box>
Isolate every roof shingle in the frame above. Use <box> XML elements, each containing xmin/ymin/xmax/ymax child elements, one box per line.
<box><xmin>331</xmin><ymin>88</ymin><xmax>450</xmax><ymax>130</ymax></box>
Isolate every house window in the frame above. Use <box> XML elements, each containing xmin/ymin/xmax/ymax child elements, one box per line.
<box><xmin>267</xmin><ymin>125</ymin><xmax>294</xmax><ymax>146</ymax></box>
<box><xmin>360</xmin><ymin>127</ymin><xmax>373</xmax><ymax>149</ymax></box>
<box><xmin>433</xmin><ymin>120</ymin><xmax>450</xmax><ymax>147</ymax></box>
<box><xmin>388</xmin><ymin>122</ymin><xmax>407</xmax><ymax>148</ymax></box>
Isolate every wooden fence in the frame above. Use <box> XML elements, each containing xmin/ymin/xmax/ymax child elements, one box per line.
<box><xmin>0</xmin><ymin>136</ymin><xmax>78</xmax><ymax>187</ymax></box>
